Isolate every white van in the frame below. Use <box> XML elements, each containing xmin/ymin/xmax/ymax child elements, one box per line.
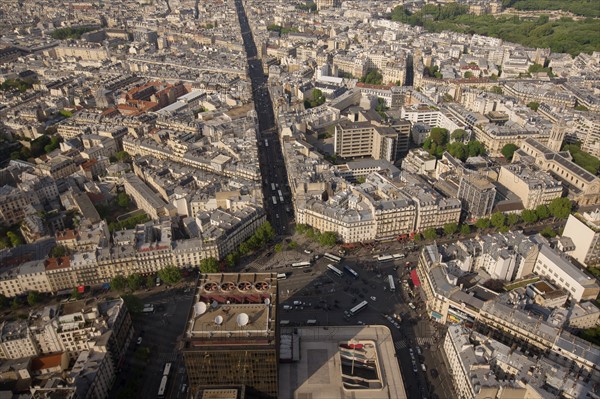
<box><xmin>280</xmin><ymin>320</ymin><xmax>290</xmax><ymax>326</ymax></box>
<box><xmin>306</xmin><ymin>320</ymin><xmax>317</xmax><ymax>325</ymax></box>
<box><xmin>283</xmin><ymin>305</ymin><xmax>292</xmax><ymax>310</ymax></box>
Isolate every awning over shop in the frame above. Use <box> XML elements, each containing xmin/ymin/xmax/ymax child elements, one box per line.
<box><xmin>410</xmin><ymin>269</ymin><xmax>421</xmax><ymax>287</ymax></box>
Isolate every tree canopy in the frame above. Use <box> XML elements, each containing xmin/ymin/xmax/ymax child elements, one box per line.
<box><xmin>304</xmin><ymin>89</ymin><xmax>326</xmax><ymax>109</ymax></box>
<box><xmin>548</xmin><ymin>197</ymin><xmax>572</xmax><ymax>219</ymax></box>
<box><xmin>111</xmin><ymin>275</ymin><xmax>128</xmax><ymax>292</ymax></box>
<box><xmin>501</xmin><ymin>143</ymin><xmax>518</xmax><ymax>160</ymax></box>
<box><xmin>199</xmin><ymin>258</ymin><xmax>219</xmax><ymax>273</ymax></box>
<box><xmin>562</xmin><ymin>143</ymin><xmax>600</xmax><ymax>175</ymax></box>
<box><xmin>159</xmin><ymin>266</ymin><xmax>182</xmax><ymax>284</ymax></box>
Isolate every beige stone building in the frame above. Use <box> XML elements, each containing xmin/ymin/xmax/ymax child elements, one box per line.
<box><xmin>497</xmin><ymin>163</ymin><xmax>563</xmax><ymax>209</ymax></box>
<box><xmin>516</xmin><ymin>139</ymin><xmax>600</xmax><ymax>205</ymax></box>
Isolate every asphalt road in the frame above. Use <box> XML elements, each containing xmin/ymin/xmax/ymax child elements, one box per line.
<box><xmin>235</xmin><ymin>0</ymin><xmax>293</xmax><ymax>236</ymax></box>
<box><xmin>109</xmin><ymin>285</ymin><xmax>195</xmax><ymax>399</ymax></box>
<box><xmin>270</xmin><ymin>244</ymin><xmax>453</xmax><ymax>399</ymax></box>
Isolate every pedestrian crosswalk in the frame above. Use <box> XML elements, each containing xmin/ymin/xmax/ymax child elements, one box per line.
<box><xmin>394</xmin><ymin>341</ymin><xmax>407</xmax><ymax>350</ymax></box>
<box><xmin>416</xmin><ymin>337</ymin><xmax>435</xmax><ymax>346</ymax></box>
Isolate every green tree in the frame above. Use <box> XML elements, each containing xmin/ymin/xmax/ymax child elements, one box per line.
<box><xmin>490</xmin><ymin>212</ymin><xmax>506</xmax><ymax>228</ymax></box>
<box><xmin>541</xmin><ymin>226</ymin><xmax>557</xmax><ymax>238</ymax></box>
<box><xmin>475</xmin><ymin>218</ymin><xmax>491</xmax><ymax>229</ymax></box>
<box><xmin>71</xmin><ymin>288</ymin><xmax>82</xmax><ymax>300</ymax></box>
<box><xmin>122</xmin><ymin>294</ymin><xmax>143</xmax><ymax>314</ymax></box>
<box><xmin>423</xmin><ymin>228</ymin><xmax>438</xmax><ymax>240</ymax></box>
<box><xmin>548</xmin><ymin>197</ymin><xmax>572</xmax><ymax>219</ymax></box>
<box><xmin>199</xmin><ymin>258</ymin><xmax>219</xmax><ymax>274</ymax></box>
<box><xmin>146</xmin><ymin>274</ymin><xmax>156</xmax><ymax>288</ymax></box>
<box><xmin>527</xmin><ymin>102</ymin><xmax>540</xmax><ymax>111</ymax></box>
<box><xmin>443</xmin><ymin>222</ymin><xmax>458</xmax><ymax>236</ymax></box>
<box><xmin>501</xmin><ymin>143</ymin><xmax>519</xmax><ymax>161</ymax></box>
<box><xmin>506</xmin><ymin>213</ymin><xmax>520</xmax><ymax>226</ymax></box>
<box><xmin>467</xmin><ymin>140</ymin><xmax>486</xmax><ymax>157</ymax></box>
<box><xmin>451</xmin><ymin>129</ymin><xmax>468</xmax><ymax>142</ymax></box>
<box><xmin>446</xmin><ymin>142</ymin><xmax>467</xmax><ymax>161</ymax></box>
<box><xmin>460</xmin><ymin>224</ymin><xmax>471</xmax><ymax>235</ymax></box>
<box><xmin>50</xmin><ymin>245</ymin><xmax>69</xmax><ymax>258</ymax></box>
<box><xmin>159</xmin><ymin>266</ymin><xmax>183</xmax><ymax>284</ymax></box>
<box><xmin>27</xmin><ymin>291</ymin><xmax>40</xmax><ymax>306</ymax></box>
<box><xmin>11</xmin><ymin>299</ymin><xmax>20</xmax><ymax>310</ymax></box>
<box><xmin>464</xmin><ymin>71</ymin><xmax>474</xmax><ymax>79</ymax></box>
<box><xmin>6</xmin><ymin>232</ymin><xmax>22</xmax><ymax>247</ymax></box>
<box><xmin>117</xmin><ymin>192</ymin><xmax>130</xmax><ymax>208</ymax></box>
<box><xmin>428</xmin><ymin>128</ymin><xmax>449</xmax><ymax>147</ymax></box>
<box><xmin>274</xmin><ymin>243</ymin><xmax>284</xmax><ymax>253</ymax></box>
<box><xmin>127</xmin><ymin>273</ymin><xmax>143</xmax><ymax>291</ymax></box>
<box><xmin>288</xmin><ymin>241</ymin><xmax>298</xmax><ymax>249</ymax></box>
<box><xmin>0</xmin><ymin>294</ymin><xmax>8</xmax><ymax>309</ymax></box>
<box><xmin>521</xmin><ymin>209</ymin><xmax>538</xmax><ymax>223</ymax></box>
<box><xmin>562</xmin><ymin>144</ymin><xmax>600</xmax><ymax>175</ymax></box>
<box><xmin>535</xmin><ymin>205</ymin><xmax>550</xmax><ymax>220</ymax></box>
<box><xmin>318</xmin><ymin>231</ymin><xmax>337</xmax><ymax>247</ymax></box>
<box><xmin>360</xmin><ymin>69</ymin><xmax>384</xmax><ymax>85</ymax></box>
<box><xmin>111</xmin><ymin>275</ymin><xmax>128</xmax><ymax>292</ymax></box>
<box><xmin>225</xmin><ymin>252</ymin><xmax>239</xmax><ymax>268</ymax></box>
<box><xmin>115</xmin><ymin>151</ymin><xmax>131</xmax><ymax>162</ymax></box>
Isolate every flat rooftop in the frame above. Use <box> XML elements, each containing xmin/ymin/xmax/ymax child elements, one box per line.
<box><xmin>279</xmin><ymin>325</ymin><xmax>407</xmax><ymax>399</ymax></box>
<box><xmin>186</xmin><ymin>273</ymin><xmax>277</xmax><ymax>342</ymax></box>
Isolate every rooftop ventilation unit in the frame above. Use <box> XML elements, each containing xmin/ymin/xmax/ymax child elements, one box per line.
<box><xmin>214</xmin><ymin>315</ymin><xmax>223</xmax><ymax>325</ymax></box>
<box><xmin>194</xmin><ymin>302</ymin><xmax>207</xmax><ymax>316</ymax></box>
<box><xmin>237</xmin><ymin>313</ymin><xmax>249</xmax><ymax>327</ymax></box>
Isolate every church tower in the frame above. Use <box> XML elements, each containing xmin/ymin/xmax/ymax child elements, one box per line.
<box><xmin>547</xmin><ymin>121</ymin><xmax>566</xmax><ymax>152</ymax></box>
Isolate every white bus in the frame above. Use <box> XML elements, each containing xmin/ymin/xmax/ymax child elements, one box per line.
<box><xmin>264</xmin><ymin>139</ymin><xmax>269</xmax><ymax>147</ymax></box>
<box><xmin>323</xmin><ymin>252</ymin><xmax>342</xmax><ymax>263</ymax></box>
<box><xmin>377</xmin><ymin>254</ymin><xmax>394</xmax><ymax>263</ymax></box>
<box><xmin>327</xmin><ymin>264</ymin><xmax>343</xmax><ymax>277</ymax></box>
<box><xmin>393</xmin><ymin>253</ymin><xmax>405</xmax><ymax>259</ymax></box>
<box><xmin>388</xmin><ymin>275</ymin><xmax>396</xmax><ymax>292</ymax></box>
<box><xmin>157</xmin><ymin>375</ymin><xmax>168</xmax><ymax>398</ymax></box>
<box><xmin>271</xmin><ymin>183</ymin><xmax>276</xmax><ymax>191</ymax></box>
<box><xmin>291</xmin><ymin>261</ymin><xmax>311</xmax><ymax>269</ymax></box>
<box><xmin>272</xmin><ymin>196</ymin><xmax>277</xmax><ymax>205</ymax></box>
<box><xmin>163</xmin><ymin>362</ymin><xmax>172</xmax><ymax>377</ymax></box>
<box><xmin>344</xmin><ymin>265</ymin><xmax>359</xmax><ymax>279</ymax></box>
<box><xmin>349</xmin><ymin>300</ymin><xmax>368</xmax><ymax>316</ymax></box>
<box><xmin>276</xmin><ymin>273</ymin><xmax>287</xmax><ymax>280</ymax></box>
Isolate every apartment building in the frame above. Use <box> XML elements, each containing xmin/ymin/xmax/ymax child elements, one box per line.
<box><xmin>516</xmin><ymin>139</ymin><xmax>600</xmax><ymax>205</ymax></box>
<box><xmin>123</xmin><ymin>173</ymin><xmax>177</xmax><ymax>219</ymax></box>
<box><xmin>334</xmin><ymin>119</ymin><xmax>400</xmax><ymax>162</ymax></box>
<box><xmin>533</xmin><ymin>244</ymin><xmax>600</xmax><ymax>302</ymax></box>
<box><xmin>0</xmin><ymin>321</ymin><xmax>39</xmax><ymax>360</ymax></box>
<box><xmin>457</xmin><ymin>175</ymin><xmax>496</xmax><ymax>218</ymax></box>
<box><xmin>0</xmin><ymin>185</ymin><xmax>29</xmax><ymax>226</ymax></box>
<box><xmin>497</xmin><ymin>163</ymin><xmax>563</xmax><ymax>209</ymax></box>
<box><xmin>401</xmin><ymin>149</ymin><xmax>437</xmax><ymax>175</ymax></box>
<box><xmin>35</xmin><ymin>156</ymin><xmax>77</xmax><ymax>180</ymax></box>
<box><xmin>561</xmin><ymin>211</ymin><xmax>600</xmax><ymax>267</ymax></box>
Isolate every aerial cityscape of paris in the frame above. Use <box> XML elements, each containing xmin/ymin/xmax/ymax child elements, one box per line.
<box><xmin>0</xmin><ymin>0</ymin><xmax>599</xmax><ymax>398</ymax></box>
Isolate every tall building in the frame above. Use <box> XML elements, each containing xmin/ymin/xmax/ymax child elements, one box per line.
<box><xmin>457</xmin><ymin>175</ymin><xmax>496</xmax><ymax>218</ymax></box>
<box><xmin>547</xmin><ymin>122</ymin><xmax>566</xmax><ymax>152</ymax></box>
<box><xmin>316</xmin><ymin>0</ymin><xmax>341</xmax><ymax>11</ymax></box>
<box><xmin>334</xmin><ymin>120</ymin><xmax>400</xmax><ymax>162</ymax></box>
<box><xmin>562</xmin><ymin>211</ymin><xmax>600</xmax><ymax>267</ymax></box>
<box><xmin>182</xmin><ymin>273</ymin><xmax>278</xmax><ymax>398</ymax></box>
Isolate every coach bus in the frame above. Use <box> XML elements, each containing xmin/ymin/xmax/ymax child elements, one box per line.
<box><xmin>343</xmin><ymin>265</ymin><xmax>359</xmax><ymax>279</ymax></box>
<box><xmin>377</xmin><ymin>254</ymin><xmax>394</xmax><ymax>263</ymax></box>
<box><xmin>291</xmin><ymin>261</ymin><xmax>311</xmax><ymax>269</ymax></box>
<box><xmin>349</xmin><ymin>300</ymin><xmax>368</xmax><ymax>316</ymax></box>
<box><xmin>324</xmin><ymin>252</ymin><xmax>342</xmax><ymax>263</ymax></box>
<box><xmin>388</xmin><ymin>275</ymin><xmax>396</xmax><ymax>292</ymax></box>
<box><xmin>327</xmin><ymin>264</ymin><xmax>343</xmax><ymax>277</ymax></box>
